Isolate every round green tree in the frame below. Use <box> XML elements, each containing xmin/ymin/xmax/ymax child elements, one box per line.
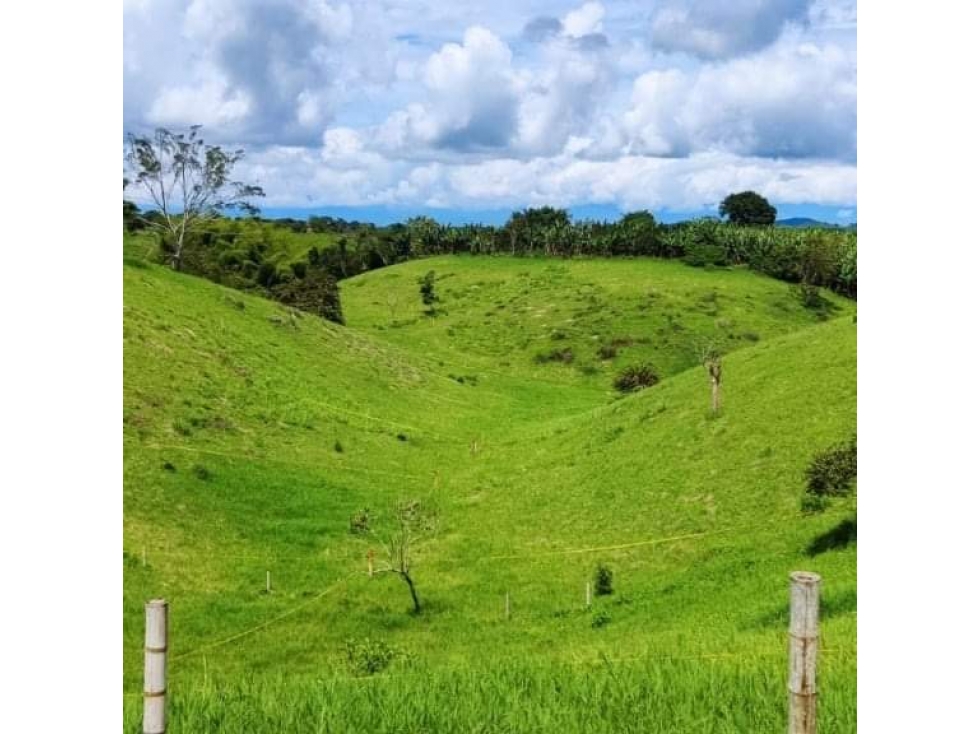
<box><xmin>719</xmin><ymin>191</ymin><xmax>777</xmax><ymax>225</ymax></box>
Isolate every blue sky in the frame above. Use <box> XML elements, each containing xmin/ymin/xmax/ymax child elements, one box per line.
<box><xmin>123</xmin><ymin>1</ymin><xmax>857</xmax><ymax>224</ymax></box>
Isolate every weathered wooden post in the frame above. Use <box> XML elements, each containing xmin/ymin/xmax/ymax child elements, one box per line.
<box><xmin>585</xmin><ymin>581</ymin><xmax>592</xmax><ymax>609</ymax></box>
<box><xmin>788</xmin><ymin>571</ymin><xmax>821</xmax><ymax>734</ymax></box>
<box><xmin>143</xmin><ymin>599</ymin><xmax>168</xmax><ymax>734</ymax></box>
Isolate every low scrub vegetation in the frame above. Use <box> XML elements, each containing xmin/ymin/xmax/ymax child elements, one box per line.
<box><xmin>613</xmin><ymin>364</ymin><xmax>660</xmax><ymax>392</ymax></box>
<box><xmin>594</xmin><ymin>564</ymin><xmax>614</xmax><ymax>596</ymax></box>
<box><xmin>536</xmin><ymin>347</ymin><xmax>575</xmax><ymax>364</ymax></box>
<box><xmin>802</xmin><ymin>436</ymin><xmax>857</xmax><ymax>515</ymax></box>
<box><xmin>343</xmin><ymin>637</ymin><xmax>405</xmax><ymax>676</ymax></box>
<box><xmin>805</xmin><ymin>436</ymin><xmax>857</xmax><ymax>497</ymax></box>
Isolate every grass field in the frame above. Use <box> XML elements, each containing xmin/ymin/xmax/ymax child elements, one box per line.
<box><xmin>123</xmin><ymin>235</ymin><xmax>856</xmax><ymax>731</ymax></box>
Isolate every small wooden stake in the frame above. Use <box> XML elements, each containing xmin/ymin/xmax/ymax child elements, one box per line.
<box><xmin>585</xmin><ymin>581</ymin><xmax>592</xmax><ymax>609</ymax></box>
<box><xmin>788</xmin><ymin>571</ymin><xmax>821</xmax><ymax>734</ymax></box>
<box><xmin>143</xmin><ymin>599</ymin><xmax>168</xmax><ymax>734</ymax></box>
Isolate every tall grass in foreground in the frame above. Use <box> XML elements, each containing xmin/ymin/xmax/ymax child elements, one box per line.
<box><xmin>123</xmin><ymin>655</ymin><xmax>856</xmax><ymax>733</ymax></box>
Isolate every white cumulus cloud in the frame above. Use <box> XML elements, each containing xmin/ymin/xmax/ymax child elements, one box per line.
<box><xmin>620</xmin><ymin>31</ymin><xmax>856</xmax><ymax>160</ymax></box>
<box><xmin>125</xmin><ymin>0</ymin><xmax>857</xmax><ymax>215</ymax></box>
<box><xmin>650</xmin><ymin>0</ymin><xmax>811</xmax><ymax>59</ymax></box>
<box><xmin>562</xmin><ymin>2</ymin><xmax>605</xmax><ymax>38</ymax></box>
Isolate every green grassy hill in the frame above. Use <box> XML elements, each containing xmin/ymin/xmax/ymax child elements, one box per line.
<box><xmin>123</xmin><ymin>242</ymin><xmax>856</xmax><ymax>732</ymax></box>
<box><xmin>342</xmin><ymin>255</ymin><xmax>853</xmax><ymax>386</ymax></box>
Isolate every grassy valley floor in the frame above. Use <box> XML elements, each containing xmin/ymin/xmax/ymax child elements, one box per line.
<box><xmin>123</xmin><ymin>240</ymin><xmax>855</xmax><ymax>731</ymax></box>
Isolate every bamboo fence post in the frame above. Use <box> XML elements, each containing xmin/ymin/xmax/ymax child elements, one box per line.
<box><xmin>143</xmin><ymin>599</ymin><xmax>168</xmax><ymax>734</ymax></box>
<box><xmin>788</xmin><ymin>571</ymin><xmax>821</xmax><ymax>734</ymax></box>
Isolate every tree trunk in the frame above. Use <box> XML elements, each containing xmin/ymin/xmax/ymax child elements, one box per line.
<box><xmin>402</xmin><ymin>572</ymin><xmax>421</xmax><ymax>613</ymax></box>
<box><xmin>170</xmin><ymin>230</ymin><xmax>185</xmax><ymax>271</ymax></box>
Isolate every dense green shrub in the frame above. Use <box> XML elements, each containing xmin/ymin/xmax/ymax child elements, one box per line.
<box><xmin>256</xmin><ymin>261</ymin><xmax>279</xmax><ymax>288</ymax></box>
<box><xmin>680</xmin><ymin>219</ymin><xmax>729</xmax><ymax>267</ymax></box>
<box><xmin>805</xmin><ymin>436</ymin><xmax>857</xmax><ymax>497</ymax></box>
<box><xmin>799</xmin><ymin>233</ymin><xmax>840</xmax><ymax>287</ymax></box>
<box><xmin>271</xmin><ymin>269</ymin><xmax>345</xmax><ymax>325</ymax></box>
<box><xmin>218</xmin><ymin>250</ymin><xmax>244</xmax><ymax>268</ymax></box>
<box><xmin>684</xmin><ymin>243</ymin><xmax>728</xmax><ymax>267</ymax></box>
<box><xmin>419</xmin><ymin>270</ymin><xmax>438</xmax><ymax>312</ymax></box>
<box><xmin>796</xmin><ymin>283</ymin><xmax>829</xmax><ymax>311</ymax></box>
<box><xmin>594</xmin><ymin>564</ymin><xmax>614</xmax><ymax>596</ymax></box>
<box><xmin>123</xmin><ymin>200</ymin><xmax>146</xmax><ymax>233</ymax></box>
<box><xmin>613</xmin><ymin>364</ymin><xmax>659</xmax><ymax>392</ymax></box>
<box><xmin>349</xmin><ymin>509</ymin><xmax>371</xmax><ymax>535</ymax></box>
<box><xmin>838</xmin><ymin>237</ymin><xmax>857</xmax><ymax>297</ymax></box>
<box><xmin>343</xmin><ymin>638</ymin><xmax>402</xmax><ymax>675</ymax></box>
<box><xmin>591</xmin><ymin>611</ymin><xmax>612</xmax><ymax>628</ymax></box>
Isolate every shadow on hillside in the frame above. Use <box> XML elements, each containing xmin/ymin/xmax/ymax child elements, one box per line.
<box><xmin>807</xmin><ymin>516</ymin><xmax>857</xmax><ymax>556</ymax></box>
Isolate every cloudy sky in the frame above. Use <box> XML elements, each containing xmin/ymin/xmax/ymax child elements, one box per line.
<box><xmin>123</xmin><ymin>0</ymin><xmax>857</xmax><ymax>223</ymax></box>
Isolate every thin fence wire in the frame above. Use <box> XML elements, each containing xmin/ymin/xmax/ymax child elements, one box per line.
<box><xmin>129</xmin><ymin>506</ymin><xmax>853</xmax><ymax>565</ymax></box>
<box><xmin>171</xmin><ymin>572</ymin><xmax>357</xmax><ymax>662</ymax></box>
<box><xmin>128</xmin><ymin>517</ymin><xmax>854</xmax><ymax>673</ymax></box>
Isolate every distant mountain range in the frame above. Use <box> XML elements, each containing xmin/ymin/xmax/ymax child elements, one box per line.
<box><xmin>776</xmin><ymin>217</ymin><xmax>856</xmax><ymax>230</ymax></box>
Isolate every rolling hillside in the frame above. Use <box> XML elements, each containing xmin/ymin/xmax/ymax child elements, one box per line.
<box><xmin>123</xmin><ymin>241</ymin><xmax>856</xmax><ymax>731</ymax></box>
<box><xmin>342</xmin><ymin>255</ymin><xmax>854</xmax><ymax>386</ymax></box>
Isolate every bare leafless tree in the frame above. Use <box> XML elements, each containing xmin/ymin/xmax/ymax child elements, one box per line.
<box><xmin>124</xmin><ymin>126</ymin><xmax>264</xmax><ymax>270</ymax></box>
<box><xmin>371</xmin><ymin>500</ymin><xmax>439</xmax><ymax>614</ymax></box>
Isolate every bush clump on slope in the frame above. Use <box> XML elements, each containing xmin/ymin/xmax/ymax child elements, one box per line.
<box><xmin>805</xmin><ymin>436</ymin><xmax>857</xmax><ymax>496</ymax></box>
<box><xmin>613</xmin><ymin>363</ymin><xmax>659</xmax><ymax>392</ymax></box>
